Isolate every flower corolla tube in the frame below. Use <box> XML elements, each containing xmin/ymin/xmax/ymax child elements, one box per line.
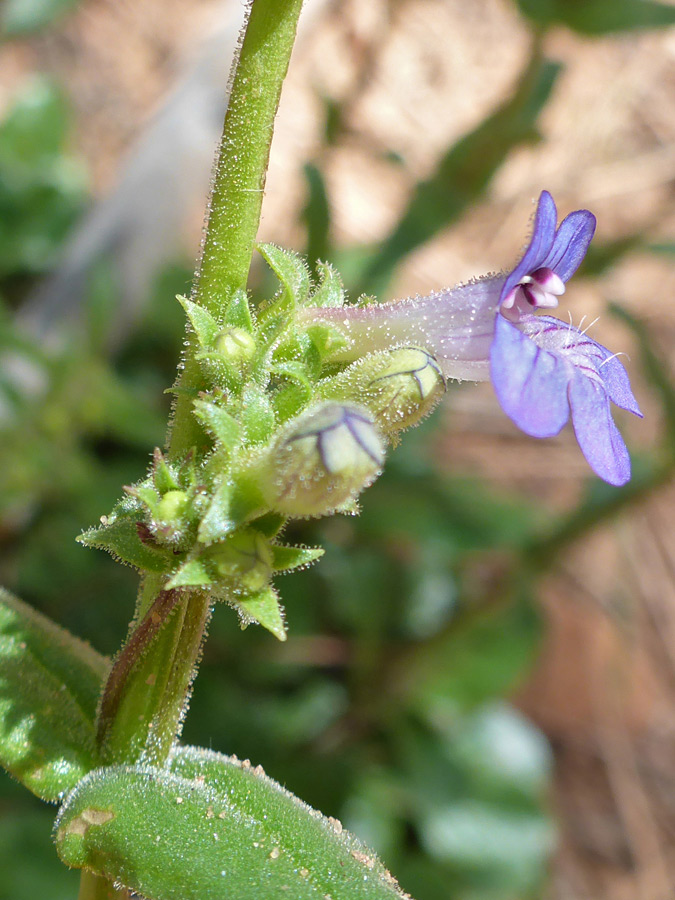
<box><xmin>302</xmin><ymin>191</ymin><xmax>642</xmax><ymax>486</ymax></box>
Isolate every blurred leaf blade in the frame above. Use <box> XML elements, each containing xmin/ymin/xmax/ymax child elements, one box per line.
<box><xmin>516</xmin><ymin>0</ymin><xmax>675</xmax><ymax>34</ymax></box>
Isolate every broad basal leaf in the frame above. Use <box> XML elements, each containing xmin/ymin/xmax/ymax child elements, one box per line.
<box><xmin>55</xmin><ymin>747</ymin><xmax>413</xmax><ymax>900</ymax></box>
<box><xmin>0</xmin><ymin>589</ymin><xmax>108</xmax><ymax>802</ymax></box>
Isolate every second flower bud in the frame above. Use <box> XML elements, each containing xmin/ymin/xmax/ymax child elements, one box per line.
<box><xmin>318</xmin><ymin>346</ymin><xmax>445</xmax><ymax>437</ymax></box>
<box><xmin>261</xmin><ymin>402</ymin><xmax>385</xmax><ymax>517</ymax></box>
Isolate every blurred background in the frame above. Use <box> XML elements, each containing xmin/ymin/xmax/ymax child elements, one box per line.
<box><xmin>0</xmin><ymin>0</ymin><xmax>674</xmax><ymax>898</ymax></box>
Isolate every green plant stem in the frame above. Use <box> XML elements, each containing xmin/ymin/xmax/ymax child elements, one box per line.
<box><xmin>81</xmin><ymin>3</ymin><xmax>303</xmax><ymax>895</ymax></box>
<box><xmin>168</xmin><ymin>0</ymin><xmax>304</xmax><ymax>459</ymax></box>
<box><xmin>195</xmin><ymin>0</ymin><xmax>305</xmax><ymax>315</ymax></box>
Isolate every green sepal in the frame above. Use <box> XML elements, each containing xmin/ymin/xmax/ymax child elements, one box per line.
<box><xmin>250</xmin><ymin>511</ymin><xmax>287</xmax><ymax>537</ymax></box>
<box><xmin>257</xmin><ymin>242</ymin><xmax>311</xmax><ymax>311</ymax></box>
<box><xmin>177</xmin><ymin>295</ymin><xmax>221</xmax><ymax>348</ymax></box>
<box><xmin>193</xmin><ymin>350</ymin><xmax>241</xmax><ymax>392</ymax></box>
<box><xmin>271</xmin><ymin>543</ymin><xmax>324</xmax><ymax>573</ymax></box>
<box><xmin>152</xmin><ymin>449</ymin><xmax>182</xmax><ymax>495</ymax></box>
<box><xmin>54</xmin><ymin>750</ymin><xmax>410</xmax><ymax>899</ymax></box>
<box><xmin>308</xmin><ymin>260</ymin><xmax>345</xmax><ymax>308</ymax></box>
<box><xmin>304</xmin><ymin>321</ymin><xmax>350</xmax><ymax>361</ymax></box>
<box><xmin>237</xmin><ymin>586</ymin><xmax>286</xmax><ymax>641</ymax></box>
<box><xmin>125</xmin><ymin>483</ymin><xmax>160</xmax><ymax>513</ymax></box>
<box><xmin>271</xmin><ymin>360</ymin><xmax>313</xmax><ymax>392</ymax></box>
<box><xmin>0</xmin><ymin>589</ymin><xmax>108</xmax><ymax>802</ymax></box>
<box><xmin>270</xmin><ymin>360</ymin><xmax>314</xmax><ymax>422</ymax></box>
<box><xmin>197</xmin><ymin>473</ymin><xmax>267</xmax><ymax>545</ymax></box>
<box><xmin>273</xmin><ymin>331</ymin><xmax>322</xmax><ymax>379</ymax></box>
<box><xmin>78</xmin><ymin>505</ymin><xmax>177</xmax><ymax>573</ymax></box>
<box><xmin>192</xmin><ymin>397</ymin><xmax>241</xmax><ymax>450</ymax></box>
<box><xmin>224</xmin><ymin>288</ymin><xmax>254</xmax><ymax>332</ymax></box>
<box><xmin>241</xmin><ymin>385</ymin><xmax>276</xmax><ymax>444</ymax></box>
<box><xmin>197</xmin><ymin>479</ymin><xmax>235</xmax><ymax>545</ymax></box>
<box><xmin>166</xmin><ymin>559</ymin><xmax>214</xmax><ymax>589</ymax></box>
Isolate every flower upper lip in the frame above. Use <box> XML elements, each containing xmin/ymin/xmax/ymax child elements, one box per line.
<box><xmin>499</xmin><ymin>190</ymin><xmax>596</xmax><ymax>322</ymax></box>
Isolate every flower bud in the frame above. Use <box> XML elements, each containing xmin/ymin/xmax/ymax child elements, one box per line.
<box><xmin>152</xmin><ymin>489</ymin><xmax>190</xmax><ymax>543</ymax></box>
<box><xmin>262</xmin><ymin>403</ymin><xmax>385</xmax><ymax>517</ymax></box>
<box><xmin>319</xmin><ymin>347</ymin><xmax>445</xmax><ymax>435</ymax></box>
<box><xmin>214</xmin><ymin>327</ymin><xmax>256</xmax><ymax>367</ymax></box>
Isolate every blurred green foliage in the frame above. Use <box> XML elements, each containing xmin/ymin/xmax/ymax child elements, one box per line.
<box><xmin>0</xmin><ymin>77</ymin><xmax>86</xmax><ymax>285</ymax></box>
<box><xmin>1</xmin><ymin>0</ymin><xmax>80</xmax><ymax>37</ymax></box>
<box><xmin>515</xmin><ymin>0</ymin><xmax>675</xmax><ymax>34</ymax></box>
<box><xmin>1</xmin><ymin>3</ymin><xmax>674</xmax><ymax>898</ymax></box>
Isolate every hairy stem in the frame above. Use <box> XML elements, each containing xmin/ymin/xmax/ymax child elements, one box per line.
<box><xmin>82</xmin><ymin>3</ymin><xmax>304</xmax><ymax>895</ymax></box>
<box><xmin>194</xmin><ymin>0</ymin><xmax>305</xmax><ymax>314</ymax></box>
<box><xmin>168</xmin><ymin>0</ymin><xmax>304</xmax><ymax>459</ymax></box>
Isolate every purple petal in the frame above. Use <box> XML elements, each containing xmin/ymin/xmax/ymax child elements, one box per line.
<box><xmin>543</xmin><ymin>209</ymin><xmax>596</xmax><ymax>283</ymax></box>
<box><xmin>499</xmin><ymin>191</ymin><xmax>557</xmax><ymax>305</ymax></box>
<box><xmin>490</xmin><ymin>315</ymin><xmax>570</xmax><ymax>438</ymax></box>
<box><xmin>596</xmin><ymin>348</ymin><xmax>642</xmax><ymax>417</ymax></box>
<box><xmin>568</xmin><ymin>376</ymin><xmax>631</xmax><ymax>486</ymax></box>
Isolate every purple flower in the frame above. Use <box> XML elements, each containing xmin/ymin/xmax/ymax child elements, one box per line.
<box><xmin>300</xmin><ymin>191</ymin><xmax>642</xmax><ymax>486</ymax></box>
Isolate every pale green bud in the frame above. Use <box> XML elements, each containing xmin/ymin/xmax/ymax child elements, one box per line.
<box><xmin>155</xmin><ymin>489</ymin><xmax>188</xmax><ymax>521</ymax></box>
<box><xmin>262</xmin><ymin>403</ymin><xmax>385</xmax><ymax>517</ymax></box>
<box><xmin>319</xmin><ymin>347</ymin><xmax>445</xmax><ymax>435</ymax></box>
<box><xmin>214</xmin><ymin>327</ymin><xmax>256</xmax><ymax>367</ymax></box>
<box><xmin>152</xmin><ymin>489</ymin><xmax>190</xmax><ymax>544</ymax></box>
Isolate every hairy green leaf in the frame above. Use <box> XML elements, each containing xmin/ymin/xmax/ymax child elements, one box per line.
<box><xmin>78</xmin><ymin>508</ymin><xmax>176</xmax><ymax>573</ymax></box>
<box><xmin>271</xmin><ymin>544</ymin><xmax>324</xmax><ymax>573</ymax></box>
<box><xmin>309</xmin><ymin>261</ymin><xmax>345</xmax><ymax>308</ymax></box>
<box><xmin>55</xmin><ymin>749</ymin><xmax>412</xmax><ymax>899</ymax></box>
<box><xmin>178</xmin><ymin>296</ymin><xmax>221</xmax><ymax>349</ymax></box>
<box><xmin>237</xmin><ymin>586</ymin><xmax>287</xmax><ymax>641</ymax></box>
<box><xmin>0</xmin><ymin>589</ymin><xmax>108</xmax><ymax>802</ymax></box>
<box><xmin>193</xmin><ymin>397</ymin><xmax>242</xmax><ymax>448</ymax></box>
<box><xmin>257</xmin><ymin>242</ymin><xmax>311</xmax><ymax>309</ymax></box>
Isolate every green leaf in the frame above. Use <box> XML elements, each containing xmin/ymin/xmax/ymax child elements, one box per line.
<box><xmin>237</xmin><ymin>586</ymin><xmax>287</xmax><ymax>641</ymax></box>
<box><xmin>309</xmin><ymin>261</ymin><xmax>345</xmax><ymax>308</ymax></box>
<box><xmin>177</xmin><ymin>296</ymin><xmax>220</xmax><ymax>349</ymax></box>
<box><xmin>193</xmin><ymin>397</ymin><xmax>242</xmax><ymax>449</ymax></box>
<box><xmin>1</xmin><ymin>0</ymin><xmax>79</xmax><ymax>36</ymax></box>
<box><xmin>271</xmin><ymin>544</ymin><xmax>324</xmax><ymax>573</ymax></box>
<box><xmin>516</xmin><ymin>0</ymin><xmax>675</xmax><ymax>34</ymax></box>
<box><xmin>78</xmin><ymin>507</ymin><xmax>176</xmax><ymax>573</ymax></box>
<box><xmin>55</xmin><ymin>749</ymin><xmax>411</xmax><ymax>899</ymax></box>
<box><xmin>0</xmin><ymin>589</ymin><xmax>107</xmax><ymax>802</ymax></box>
<box><xmin>257</xmin><ymin>242</ymin><xmax>311</xmax><ymax>310</ymax></box>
